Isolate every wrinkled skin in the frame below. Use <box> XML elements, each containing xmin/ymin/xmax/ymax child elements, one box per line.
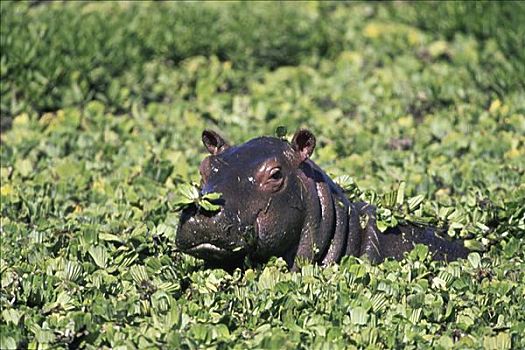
<box><xmin>176</xmin><ymin>129</ymin><xmax>469</xmax><ymax>270</ymax></box>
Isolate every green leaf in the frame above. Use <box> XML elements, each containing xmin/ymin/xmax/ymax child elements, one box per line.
<box><xmin>483</xmin><ymin>332</ymin><xmax>511</xmax><ymax>350</ymax></box>
<box><xmin>464</xmin><ymin>239</ymin><xmax>485</xmax><ymax>252</ymax></box>
<box><xmin>173</xmin><ymin>182</ymin><xmax>222</xmax><ymax>212</ymax></box>
<box><xmin>0</xmin><ymin>336</ymin><xmax>17</xmax><ymax>350</ymax></box>
<box><xmin>88</xmin><ymin>246</ymin><xmax>109</xmax><ymax>269</ymax></box>
<box><xmin>467</xmin><ymin>252</ymin><xmax>481</xmax><ymax>268</ymax></box>
<box><xmin>14</xmin><ymin>159</ymin><xmax>32</xmax><ymax>178</ymax></box>
<box><xmin>407</xmin><ymin>195</ymin><xmax>425</xmax><ymax>212</ymax></box>
<box><xmin>201</xmin><ymin>192</ymin><xmax>222</xmax><ymax>201</ymax></box>
<box><xmin>2</xmin><ymin>309</ymin><xmax>22</xmax><ymax>326</ymax></box>
<box><xmin>370</xmin><ymin>293</ymin><xmax>388</xmax><ymax>313</ymax></box>
<box><xmin>396</xmin><ymin>181</ymin><xmax>406</xmax><ymax>206</ymax></box>
<box><xmin>177</xmin><ymin>183</ymin><xmax>200</xmax><ymax>202</ymax></box>
<box><xmin>334</xmin><ymin>175</ymin><xmax>357</xmax><ymax>191</ymax></box>
<box><xmin>275</xmin><ymin>126</ymin><xmax>288</xmax><ymax>138</ymax></box>
<box><xmin>199</xmin><ymin>199</ymin><xmax>221</xmax><ymax>212</ymax></box>
<box><xmin>64</xmin><ymin>260</ymin><xmax>83</xmax><ymax>282</ymax></box>
<box><xmin>130</xmin><ymin>265</ymin><xmax>149</xmax><ymax>284</ymax></box>
<box><xmin>99</xmin><ymin>233</ymin><xmax>124</xmax><ymax>243</ymax></box>
<box><xmin>350</xmin><ymin>306</ymin><xmax>368</xmax><ymax>325</ymax></box>
<box><xmin>172</xmin><ymin>183</ymin><xmax>200</xmax><ymax>210</ymax></box>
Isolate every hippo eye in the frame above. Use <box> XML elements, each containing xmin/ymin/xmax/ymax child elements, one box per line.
<box><xmin>269</xmin><ymin>168</ymin><xmax>282</xmax><ymax>180</ymax></box>
<box><xmin>262</xmin><ymin>166</ymin><xmax>284</xmax><ymax>191</ymax></box>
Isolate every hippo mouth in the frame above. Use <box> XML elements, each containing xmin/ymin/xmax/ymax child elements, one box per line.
<box><xmin>186</xmin><ymin>242</ymin><xmax>246</xmax><ymax>260</ymax></box>
<box><xmin>183</xmin><ymin>241</ymin><xmax>249</xmax><ymax>270</ymax></box>
<box><xmin>176</xmin><ymin>202</ymin><xmax>260</xmax><ymax>268</ymax></box>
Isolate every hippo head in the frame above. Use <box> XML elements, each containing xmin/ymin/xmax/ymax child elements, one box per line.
<box><xmin>176</xmin><ymin>129</ymin><xmax>316</xmax><ymax>268</ymax></box>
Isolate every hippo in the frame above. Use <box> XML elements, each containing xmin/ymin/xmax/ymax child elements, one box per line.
<box><xmin>176</xmin><ymin>129</ymin><xmax>469</xmax><ymax>270</ymax></box>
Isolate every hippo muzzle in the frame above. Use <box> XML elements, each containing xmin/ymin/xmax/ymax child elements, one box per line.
<box><xmin>176</xmin><ymin>204</ymin><xmax>256</xmax><ymax>265</ymax></box>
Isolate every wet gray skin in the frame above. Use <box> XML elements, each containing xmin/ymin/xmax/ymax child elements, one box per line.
<box><xmin>176</xmin><ymin>129</ymin><xmax>469</xmax><ymax>270</ymax></box>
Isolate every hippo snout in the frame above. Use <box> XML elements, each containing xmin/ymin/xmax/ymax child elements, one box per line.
<box><xmin>176</xmin><ymin>204</ymin><xmax>220</xmax><ymax>251</ymax></box>
<box><xmin>176</xmin><ymin>204</ymin><xmax>251</xmax><ymax>265</ymax></box>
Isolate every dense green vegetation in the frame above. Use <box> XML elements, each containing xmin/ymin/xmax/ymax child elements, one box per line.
<box><xmin>1</xmin><ymin>1</ymin><xmax>524</xmax><ymax>349</ymax></box>
<box><xmin>2</xmin><ymin>1</ymin><xmax>524</xmax><ymax>119</ymax></box>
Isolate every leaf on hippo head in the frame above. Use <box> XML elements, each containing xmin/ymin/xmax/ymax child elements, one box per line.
<box><xmin>275</xmin><ymin>126</ymin><xmax>288</xmax><ymax>139</ymax></box>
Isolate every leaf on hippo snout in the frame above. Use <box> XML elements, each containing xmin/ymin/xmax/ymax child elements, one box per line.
<box><xmin>202</xmin><ymin>192</ymin><xmax>221</xmax><ymax>201</ymax></box>
<box><xmin>174</xmin><ymin>183</ymin><xmax>200</xmax><ymax>204</ymax></box>
<box><xmin>200</xmin><ymin>192</ymin><xmax>222</xmax><ymax>211</ymax></box>
<box><xmin>199</xmin><ymin>198</ymin><xmax>222</xmax><ymax>212</ymax></box>
<box><xmin>172</xmin><ymin>183</ymin><xmax>199</xmax><ymax>210</ymax></box>
<box><xmin>172</xmin><ymin>183</ymin><xmax>222</xmax><ymax>212</ymax></box>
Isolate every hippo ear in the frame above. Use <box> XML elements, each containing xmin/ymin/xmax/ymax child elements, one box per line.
<box><xmin>202</xmin><ymin>130</ymin><xmax>230</xmax><ymax>155</ymax></box>
<box><xmin>291</xmin><ymin>129</ymin><xmax>316</xmax><ymax>164</ymax></box>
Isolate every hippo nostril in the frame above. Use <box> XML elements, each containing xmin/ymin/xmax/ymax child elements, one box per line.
<box><xmin>180</xmin><ymin>203</ymin><xmax>198</xmax><ymax>222</ymax></box>
<box><xmin>199</xmin><ymin>184</ymin><xmax>216</xmax><ymax>197</ymax></box>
